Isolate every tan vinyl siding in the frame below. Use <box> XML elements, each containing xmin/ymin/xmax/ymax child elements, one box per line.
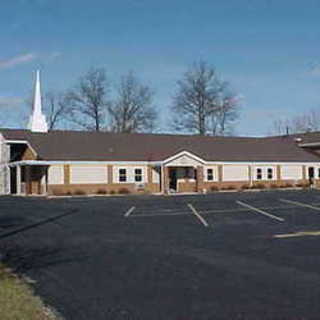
<box><xmin>222</xmin><ymin>165</ymin><xmax>249</xmax><ymax>181</ymax></box>
<box><xmin>48</xmin><ymin>165</ymin><xmax>64</xmax><ymax>185</ymax></box>
<box><xmin>152</xmin><ymin>167</ymin><xmax>160</xmax><ymax>183</ymax></box>
<box><xmin>70</xmin><ymin>165</ymin><xmax>108</xmax><ymax>184</ymax></box>
<box><xmin>281</xmin><ymin>165</ymin><xmax>303</xmax><ymax>180</ymax></box>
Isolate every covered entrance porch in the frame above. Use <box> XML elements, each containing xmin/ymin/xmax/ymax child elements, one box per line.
<box><xmin>9</xmin><ymin>163</ymin><xmax>48</xmax><ymax>195</ymax></box>
<box><xmin>161</xmin><ymin>151</ymin><xmax>205</xmax><ymax>194</ymax></box>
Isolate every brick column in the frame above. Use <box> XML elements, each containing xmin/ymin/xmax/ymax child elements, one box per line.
<box><xmin>64</xmin><ymin>165</ymin><xmax>70</xmax><ymax>185</ymax></box>
<box><xmin>196</xmin><ymin>165</ymin><xmax>204</xmax><ymax>193</ymax></box>
<box><xmin>107</xmin><ymin>165</ymin><xmax>113</xmax><ymax>184</ymax></box>
<box><xmin>147</xmin><ymin>165</ymin><xmax>153</xmax><ymax>184</ymax></box>
<box><xmin>277</xmin><ymin>165</ymin><xmax>281</xmax><ymax>184</ymax></box>
<box><xmin>248</xmin><ymin>165</ymin><xmax>252</xmax><ymax>186</ymax></box>
<box><xmin>163</xmin><ymin>166</ymin><xmax>170</xmax><ymax>194</ymax></box>
<box><xmin>218</xmin><ymin>165</ymin><xmax>223</xmax><ymax>182</ymax></box>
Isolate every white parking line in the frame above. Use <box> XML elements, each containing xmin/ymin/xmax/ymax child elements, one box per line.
<box><xmin>280</xmin><ymin>199</ymin><xmax>320</xmax><ymax>212</ymax></box>
<box><xmin>236</xmin><ymin>201</ymin><xmax>285</xmax><ymax>222</ymax></box>
<box><xmin>128</xmin><ymin>211</ymin><xmax>191</xmax><ymax>218</ymax></box>
<box><xmin>124</xmin><ymin>206</ymin><xmax>135</xmax><ymax>217</ymax></box>
<box><xmin>274</xmin><ymin>230</ymin><xmax>320</xmax><ymax>239</ymax></box>
<box><xmin>187</xmin><ymin>203</ymin><xmax>209</xmax><ymax>227</ymax></box>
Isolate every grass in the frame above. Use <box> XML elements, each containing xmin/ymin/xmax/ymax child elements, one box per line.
<box><xmin>0</xmin><ymin>264</ymin><xmax>57</xmax><ymax>320</ymax></box>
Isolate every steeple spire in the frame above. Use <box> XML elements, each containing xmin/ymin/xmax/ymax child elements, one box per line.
<box><xmin>27</xmin><ymin>70</ymin><xmax>48</xmax><ymax>132</ymax></box>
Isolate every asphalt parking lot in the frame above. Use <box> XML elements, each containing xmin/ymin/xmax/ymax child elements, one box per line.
<box><xmin>2</xmin><ymin>190</ymin><xmax>320</xmax><ymax>319</ymax></box>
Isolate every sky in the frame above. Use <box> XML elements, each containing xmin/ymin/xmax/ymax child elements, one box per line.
<box><xmin>0</xmin><ymin>0</ymin><xmax>319</xmax><ymax>136</ymax></box>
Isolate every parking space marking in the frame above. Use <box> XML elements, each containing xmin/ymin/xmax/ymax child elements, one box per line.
<box><xmin>200</xmin><ymin>205</ymin><xmax>294</xmax><ymax>215</ymax></box>
<box><xmin>236</xmin><ymin>201</ymin><xmax>285</xmax><ymax>222</ymax></box>
<box><xmin>274</xmin><ymin>230</ymin><xmax>320</xmax><ymax>239</ymax></box>
<box><xmin>187</xmin><ymin>203</ymin><xmax>209</xmax><ymax>227</ymax></box>
<box><xmin>124</xmin><ymin>206</ymin><xmax>135</xmax><ymax>217</ymax></box>
<box><xmin>280</xmin><ymin>199</ymin><xmax>320</xmax><ymax>212</ymax></box>
<box><xmin>128</xmin><ymin>211</ymin><xmax>191</xmax><ymax>218</ymax></box>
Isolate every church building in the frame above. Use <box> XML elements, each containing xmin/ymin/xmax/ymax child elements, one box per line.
<box><xmin>1</xmin><ymin>72</ymin><xmax>320</xmax><ymax>196</ymax></box>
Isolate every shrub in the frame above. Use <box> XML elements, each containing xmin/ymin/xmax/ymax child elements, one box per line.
<box><xmin>241</xmin><ymin>184</ymin><xmax>250</xmax><ymax>190</ymax></box>
<box><xmin>296</xmin><ymin>182</ymin><xmax>309</xmax><ymax>189</ymax></box>
<box><xmin>74</xmin><ymin>189</ymin><xmax>86</xmax><ymax>196</ymax></box>
<box><xmin>226</xmin><ymin>185</ymin><xmax>236</xmax><ymax>190</ymax></box>
<box><xmin>252</xmin><ymin>183</ymin><xmax>266</xmax><ymax>189</ymax></box>
<box><xmin>66</xmin><ymin>191</ymin><xmax>72</xmax><ymax>196</ymax></box>
<box><xmin>51</xmin><ymin>188</ymin><xmax>65</xmax><ymax>196</ymax></box>
<box><xmin>210</xmin><ymin>185</ymin><xmax>220</xmax><ymax>192</ymax></box>
<box><xmin>270</xmin><ymin>183</ymin><xmax>278</xmax><ymax>189</ymax></box>
<box><xmin>118</xmin><ymin>188</ymin><xmax>130</xmax><ymax>194</ymax></box>
<box><xmin>280</xmin><ymin>183</ymin><xmax>293</xmax><ymax>188</ymax></box>
<box><xmin>97</xmin><ymin>189</ymin><xmax>107</xmax><ymax>195</ymax></box>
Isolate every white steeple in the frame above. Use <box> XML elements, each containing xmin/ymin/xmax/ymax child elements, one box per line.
<box><xmin>27</xmin><ymin>70</ymin><xmax>48</xmax><ymax>132</ymax></box>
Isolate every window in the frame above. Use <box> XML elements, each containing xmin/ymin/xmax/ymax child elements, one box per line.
<box><xmin>135</xmin><ymin>168</ymin><xmax>142</xmax><ymax>182</ymax></box>
<box><xmin>318</xmin><ymin>168</ymin><xmax>320</xmax><ymax>179</ymax></box>
<box><xmin>207</xmin><ymin>168</ymin><xmax>214</xmax><ymax>181</ymax></box>
<box><xmin>119</xmin><ymin>169</ymin><xmax>127</xmax><ymax>182</ymax></box>
<box><xmin>184</xmin><ymin>167</ymin><xmax>194</xmax><ymax>179</ymax></box>
<box><xmin>267</xmin><ymin>168</ymin><xmax>273</xmax><ymax>180</ymax></box>
<box><xmin>256</xmin><ymin>168</ymin><xmax>262</xmax><ymax>180</ymax></box>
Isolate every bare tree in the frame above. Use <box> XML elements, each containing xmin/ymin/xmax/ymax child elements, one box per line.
<box><xmin>108</xmin><ymin>72</ymin><xmax>157</xmax><ymax>133</ymax></box>
<box><xmin>209</xmin><ymin>83</ymin><xmax>240</xmax><ymax>136</ymax></box>
<box><xmin>66</xmin><ymin>68</ymin><xmax>110</xmax><ymax>131</ymax></box>
<box><xmin>43</xmin><ymin>92</ymin><xmax>72</xmax><ymax>130</ymax></box>
<box><xmin>24</xmin><ymin>91</ymin><xmax>72</xmax><ymax>130</ymax></box>
<box><xmin>270</xmin><ymin>109</ymin><xmax>320</xmax><ymax>135</ymax></box>
<box><xmin>170</xmin><ymin>60</ymin><xmax>239</xmax><ymax>135</ymax></box>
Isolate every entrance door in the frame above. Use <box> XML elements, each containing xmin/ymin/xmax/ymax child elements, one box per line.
<box><xmin>169</xmin><ymin>168</ymin><xmax>177</xmax><ymax>191</ymax></box>
<box><xmin>308</xmin><ymin>167</ymin><xmax>315</xmax><ymax>185</ymax></box>
<box><xmin>10</xmin><ymin>167</ymin><xmax>17</xmax><ymax>194</ymax></box>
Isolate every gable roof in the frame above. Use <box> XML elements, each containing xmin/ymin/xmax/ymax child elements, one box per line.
<box><xmin>0</xmin><ymin>128</ymin><xmax>319</xmax><ymax>163</ymax></box>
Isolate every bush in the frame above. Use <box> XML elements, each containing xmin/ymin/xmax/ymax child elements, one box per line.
<box><xmin>226</xmin><ymin>185</ymin><xmax>236</xmax><ymax>190</ymax></box>
<box><xmin>118</xmin><ymin>188</ymin><xmax>130</xmax><ymax>194</ymax></box>
<box><xmin>51</xmin><ymin>188</ymin><xmax>65</xmax><ymax>196</ymax></box>
<box><xmin>270</xmin><ymin>183</ymin><xmax>278</xmax><ymax>189</ymax></box>
<box><xmin>252</xmin><ymin>183</ymin><xmax>266</xmax><ymax>189</ymax></box>
<box><xmin>241</xmin><ymin>184</ymin><xmax>250</xmax><ymax>190</ymax></box>
<box><xmin>110</xmin><ymin>190</ymin><xmax>116</xmax><ymax>195</ymax></box>
<box><xmin>74</xmin><ymin>189</ymin><xmax>86</xmax><ymax>196</ymax></box>
<box><xmin>210</xmin><ymin>185</ymin><xmax>220</xmax><ymax>192</ymax></box>
<box><xmin>280</xmin><ymin>183</ymin><xmax>293</xmax><ymax>188</ymax></box>
<box><xmin>296</xmin><ymin>182</ymin><xmax>309</xmax><ymax>189</ymax></box>
<box><xmin>97</xmin><ymin>189</ymin><xmax>107</xmax><ymax>195</ymax></box>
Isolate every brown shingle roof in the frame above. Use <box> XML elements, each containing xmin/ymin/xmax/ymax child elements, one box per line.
<box><xmin>1</xmin><ymin>128</ymin><xmax>319</xmax><ymax>162</ymax></box>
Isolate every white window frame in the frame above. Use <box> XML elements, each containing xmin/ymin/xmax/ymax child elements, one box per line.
<box><xmin>267</xmin><ymin>167</ymin><xmax>273</xmax><ymax>180</ymax></box>
<box><xmin>256</xmin><ymin>168</ymin><xmax>262</xmax><ymax>180</ymax></box>
<box><xmin>203</xmin><ymin>166</ymin><xmax>218</xmax><ymax>182</ymax></box>
<box><xmin>207</xmin><ymin>168</ymin><xmax>214</xmax><ymax>181</ymax></box>
<box><xmin>134</xmin><ymin>168</ymin><xmax>143</xmax><ymax>182</ymax></box>
<box><xmin>118</xmin><ymin>168</ymin><xmax>127</xmax><ymax>183</ymax></box>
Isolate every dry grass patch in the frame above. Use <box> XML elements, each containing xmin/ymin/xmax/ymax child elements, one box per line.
<box><xmin>0</xmin><ymin>264</ymin><xmax>58</xmax><ymax>320</ymax></box>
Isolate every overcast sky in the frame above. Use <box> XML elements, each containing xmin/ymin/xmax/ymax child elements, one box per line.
<box><xmin>0</xmin><ymin>0</ymin><xmax>319</xmax><ymax>136</ymax></box>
